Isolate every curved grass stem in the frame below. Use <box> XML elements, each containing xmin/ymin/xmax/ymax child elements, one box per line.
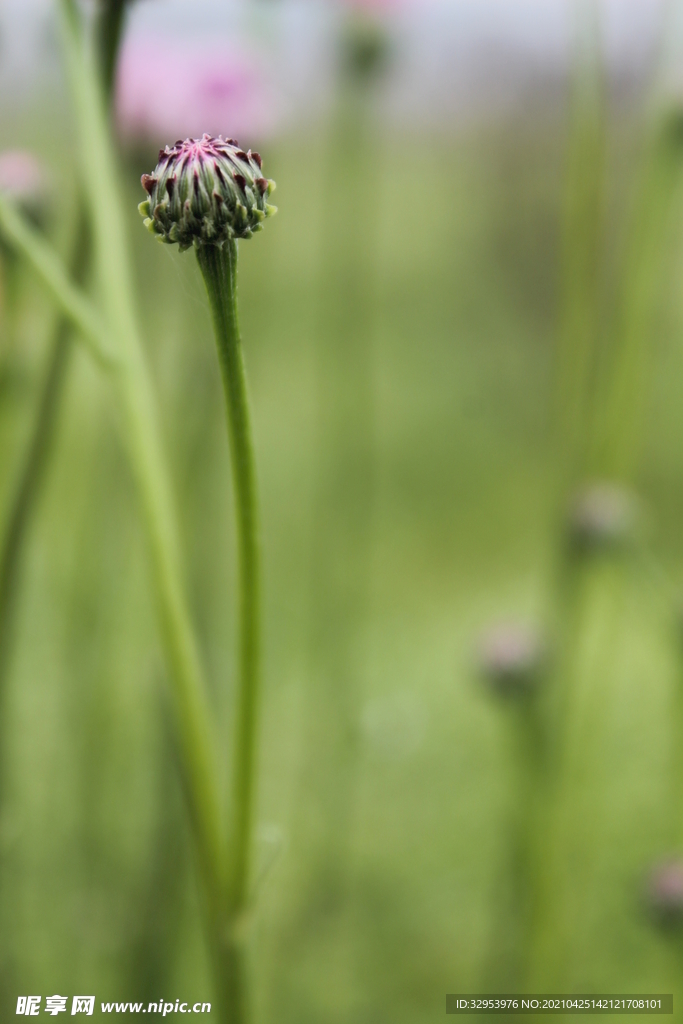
<box><xmin>96</xmin><ymin>0</ymin><xmax>128</xmax><ymax>101</ymax></box>
<box><xmin>0</xmin><ymin>0</ymin><xmax>130</xmax><ymax>695</ymax></box>
<box><xmin>0</xmin><ymin>211</ymin><xmax>89</xmax><ymax>682</ymax></box>
<box><xmin>57</xmin><ymin>0</ymin><xmax>228</xmax><ymax>982</ymax></box>
<box><xmin>0</xmin><ymin>196</ymin><xmax>111</xmax><ymax>368</ymax></box>
<box><xmin>595</xmin><ymin>108</ymin><xmax>683</xmax><ymax>480</ymax></box>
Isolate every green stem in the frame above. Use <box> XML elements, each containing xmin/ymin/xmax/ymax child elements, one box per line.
<box><xmin>302</xmin><ymin>73</ymin><xmax>378</xmax><ymax>907</ymax></box>
<box><xmin>529</xmin><ymin>560</ymin><xmax>626</xmax><ymax>986</ymax></box>
<box><xmin>529</xmin><ymin>7</ymin><xmax>683</xmax><ymax>970</ymax></box>
<box><xmin>196</xmin><ymin>241</ymin><xmax>260</xmax><ymax>912</ymax></box>
<box><xmin>0</xmin><ymin>211</ymin><xmax>89</xmax><ymax>686</ymax></box>
<box><xmin>547</xmin><ymin>0</ymin><xmax>607</xmax><ymax>550</ymax></box>
<box><xmin>0</xmin><ymin>0</ymin><xmax>129</xmax><ymax>686</ymax></box>
<box><xmin>554</xmin><ymin>0</ymin><xmax>605</xmax><ymax>496</ymax></box>
<box><xmin>481</xmin><ymin>696</ymin><xmax>545</xmax><ymax>990</ymax></box>
<box><xmin>196</xmin><ymin>240</ymin><xmax>260</xmax><ymax>1024</ymax></box>
<box><xmin>525</xmin><ymin>0</ymin><xmax>605</xmax><ymax>986</ymax></box>
<box><xmin>57</xmin><ymin>0</ymin><xmax>226</xmax><ymax>951</ymax></box>
<box><xmin>0</xmin><ymin>194</ymin><xmax>230</xmax><ymax>998</ymax></box>
<box><xmin>0</xmin><ymin>250</ymin><xmax>21</xmax><ymax>356</ymax></box>
<box><xmin>96</xmin><ymin>0</ymin><xmax>128</xmax><ymax>102</ymax></box>
<box><xmin>0</xmin><ymin>196</ymin><xmax>110</xmax><ymax>368</ymax></box>
<box><xmin>0</xmin><ymin>210</ymin><xmax>90</xmax><ymax>1008</ymax></box>
<box><xmin>0</xmin><ymin>4</ymin><xmax>121</xmax><ymax>997</ymax></box>
<box><xmin>594</xmin><ymin>106</ymin><xmax>683</xmax><ymax>480</ymax></box>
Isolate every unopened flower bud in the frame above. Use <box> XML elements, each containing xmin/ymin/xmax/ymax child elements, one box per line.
<box><xmin>646</xmin><ymin>860</ymin><xmax>683</xmax><ymax>926</ymax></box>
<box><xmin>568</xmin><ymin>482</ymin><xmax>640</xmax><ymax>553</ymax></box>
<box><xmin>138</xmin><ymin>134</ymin><xmax>276</xmax><ymax>250</ymax></box>
<box><xmin>476</xmin><ymin>622</ymin><xmax>545</xmax><ymax>696</ymax></box>
<box><xmin>341</xmin><ymin>12</ymin><xmax>391</xmax><ymax>81</ymax></box>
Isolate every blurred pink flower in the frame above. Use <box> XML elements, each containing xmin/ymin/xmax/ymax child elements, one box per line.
<box><xmin>0</xmin><ymin>150</ymin><xmax>46</xmax><ymax>202</ymax></box>
<box><xmin>116</xmin><ymin>37</ymin><xmax>278</xmax><ymax>148</ymax></box>
<box><xmin>647</xmin><ymin>860</ymin><xmax>683</xmax><ymax>923</ymax></box>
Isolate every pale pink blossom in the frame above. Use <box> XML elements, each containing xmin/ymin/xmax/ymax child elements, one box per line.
<box><xmin>0</xmin><ymin>150</ymin><xmax>46</xmax><ymax>202</ymax></box>
<box><xmin>116</xmin><ymin>38</ymin><xmax>278</xmax><ymax>148</ymax></box>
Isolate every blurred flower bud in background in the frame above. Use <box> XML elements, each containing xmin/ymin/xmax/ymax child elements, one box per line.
<box><xmin>568</xmin><ymin>482</ymin><xmax>641</xmax><ymax>554</ymax></box>
<box><xmin>116</xmin><ymin>36</ymin><xmax>280</xmax><ymax>152</ymax></box>
<box><xmin>0</xmin><ymin>150</ymin><xmax>49</xmax><ymax>228</ymax></box>
<box><xmin>646</xmin><ymin>860</ymin><xmax>683</xmax><ymax>926</ymax></box>
<box><xmin>338</xmin><ymin>0</ymin><xmax>403</xmax><ymax>82</ymax></box>
<box><xmin>476</xmin><ymin>621</ymin><xmax>546</xmax><ymax>696</ymax></box>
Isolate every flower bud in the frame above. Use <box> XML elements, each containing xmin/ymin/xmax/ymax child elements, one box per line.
<box><xmin>341</xmin><ymin>12</ymin><xmax>391</xmax><ymax>81</ymax></box>
<box><xmin>476</xmin><ymin>622</ymin><xmax>545</xmax><ymax>696</ymax></box>
<box><xmin>568</xmin><ymin>482</ymin><xmax>640</xmax><ymax>553</ymax></box>
<box><xmin>646</xmin><ymin>860</ymin><xmax>683</xmax><ymax>926</ymax></box>
<box><xmin>138</xmin><ymin>134</ymin><xmax>276</xmax><ymax>250</ymax></box>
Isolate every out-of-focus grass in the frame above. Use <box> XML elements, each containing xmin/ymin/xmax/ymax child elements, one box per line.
<box><xmin>1</xmin><ymin>89</ymin><xmax>683</xmax><ymax>1020</ymax></box>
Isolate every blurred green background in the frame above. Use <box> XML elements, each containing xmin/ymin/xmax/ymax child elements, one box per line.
<box><xmin>3</xmin><ymin>0</ymin><xmax>683</xmax><ymax>1019</ymax></box>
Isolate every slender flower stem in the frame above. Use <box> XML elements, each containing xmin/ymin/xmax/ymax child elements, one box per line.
<box><xmin>522</xmin><ymin>0</ymin><xmax>605</xmax><ymax>988</ymax></box>
<box><xmin>96</xmin><ymin>0</ymin><xmax>128</xmax><ymax>102</ymax></box>
<box><xmin>554</xmin><ymin>0</ymin><xmax>605</xmax><ymax>504</ymax></box>
<box><xmin>0</xmin><ymin>177</ymin><xmax>225</xmax><ymax>897</ymax></box>
<box><xmin>527</xmin><ymin>7</ymin><xmax>683</xmax><ymax>983</ymax></box>
<box><xmin>595</xmin><ymin>108</ymin><xmax>683</xmax><ymax>480</ymax></box>
<box><xmin>57</xmin><ymin>0</ymin><xmax>226</xmax><ymax>957</ymax></box>
<box><xmin>0</xmin><ymin>0</ymin><xmax>127</xmax><ymax>690</ymax></box>
<box><xmin>0</xmin><ymin>202</ymin><xmax>238</xmax><ymax>1009</ymax></box>
<box><xmin>0</xmin><ymin>207</ymin><xmax>90</xmax><ymax>1009</ymax></box>
<box><xmin>0</xmin><ymin>212</ymin><xmax>89</xmax><ymax>680</ymax></box>
<box><xmin>195</xmin><ymin>239</ymin><xmax>260</xmax><ymax>1024</ymax></box>
<box><xmin>196</xmin><ymin>238</ymin><xmax>261</xmax><ymax>928</ymax></box>
<box><xmin>302</xmin><ymin>71</ymin><xmax>379</xmax><ymax>910</ymax></box>
<box><xmin>0</xmin><ymin>196</ymin><xmax>110</xmax><ymax>367</ymax></box>
<box><xmin>543</xmin><ymin>0</ymin><xmax>605</xmax><ymax>681</ymax></box>
<box><xmin>0</xmin><ymin>4</ymin><xmax>124</xmax><ymax>999</ymax></box>
<box><xmin>593</xmin><ymin>0</ymin><xmax>683</xmax><ymax>480</ymax></box>
<box><xmin>480</xmin><ymin>694</ymin><xmax>545</xmax><ymax>990</ymax></box>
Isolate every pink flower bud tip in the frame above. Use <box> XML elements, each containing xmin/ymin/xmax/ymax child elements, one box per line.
<box><xmin>0</xmin><ymin>150</ymin><xmax>47</xmax><ymax>205</ymax></box>
<box><xmin>569</xmin><ymin>482</ymin><xmax>640</xmax><ymax>552</ymax></box>
<box><xmin>477</xmin><ymin>622</ymin><xmax>545</xmax><ymax>695</ymax></box>
<box><xmin>647</xmin><ymin>860</ymin><xmax>683</xmax><ymax>925</ymax></box>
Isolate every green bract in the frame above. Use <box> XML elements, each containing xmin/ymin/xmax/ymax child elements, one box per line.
<box><xmin>138</xmin><ymin>134</ymin><xmax>276</xmax><ymax>250</ymax></box>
